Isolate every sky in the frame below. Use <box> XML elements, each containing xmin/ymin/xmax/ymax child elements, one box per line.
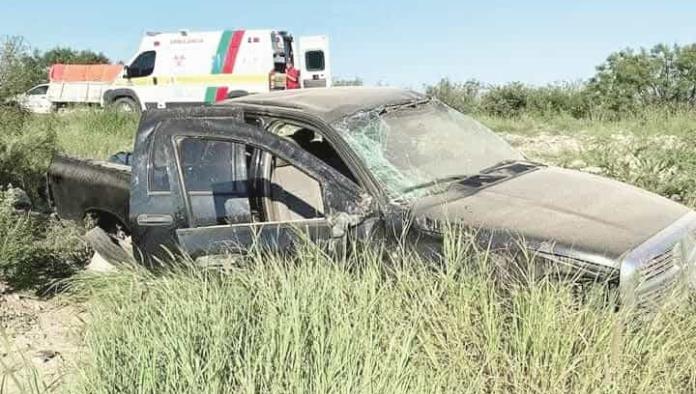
<box><xmin>3</xmin><ymin>1</ymin><xmax>696</xmax><ymax>88</ymax></box>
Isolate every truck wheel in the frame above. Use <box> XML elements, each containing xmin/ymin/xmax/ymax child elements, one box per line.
<box><xmin>84</xmin><ymin>227</ymin><xmax>135</xmax><ymax>266</ymax></box>
<box><xmin>112</xmin><ymin>97</ymin><xmax>139</xmax><ymax>113</ymax></box>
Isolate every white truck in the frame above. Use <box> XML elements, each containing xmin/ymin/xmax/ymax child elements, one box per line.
<box><xmin>10</xmin><ymin>84</ymin><xmax>52</xmax><ymax>114</ymax></box>
<box><xmin>105</xmin><ymin>29</ymin><xmax>331</xmax><ymax>112</ymax></box>
<box><xmin>47</xmin><ymin>64</ymin><xmax>124</xmax><ymax>111</ymax></box>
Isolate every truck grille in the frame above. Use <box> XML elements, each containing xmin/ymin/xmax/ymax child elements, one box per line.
<box><xmin>634</xmin><ymin>246</ymin><xmax>682</xmax><ymax>308</ymax></box>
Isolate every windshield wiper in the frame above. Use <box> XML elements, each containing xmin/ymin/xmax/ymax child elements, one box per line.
<box><xmin>479</xmin><ymin>159</ymin><xmax>540</xmax><ymax>174</ymax></box>
<box><xmin>401</xmin><ymin>160</ymin><xmax>542</xmax><ymax>196</ymax></box>
<box><xmin>401</xmin><ymin>174</ymin><xmax>473</xmax><ymax>194</ymax></box>
<box><xmin>378</xmin><ymin>98</ymin><xmax>432</xmax><ymax>115</ymax></box>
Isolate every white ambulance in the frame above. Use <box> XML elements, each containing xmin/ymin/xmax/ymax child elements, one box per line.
<box><xmin>103</xmin><ymin>29</ymin><xmax>331</xmax><ymax>112</ymax></box>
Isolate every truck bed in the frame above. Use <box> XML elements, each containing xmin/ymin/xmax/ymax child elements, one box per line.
<box><xmin>48</xmin><ymin>155</ymin><xmax>131</xmax><ymax>231</ymax></box>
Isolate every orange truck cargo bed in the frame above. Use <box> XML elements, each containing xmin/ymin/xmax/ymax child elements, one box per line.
<box><xmin>49</xmin><ymin>64</ymin><xmax>123</xmax><ymax>83</ymax></box>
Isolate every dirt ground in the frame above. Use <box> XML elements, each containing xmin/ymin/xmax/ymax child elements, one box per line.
<box><xmin>1</xmin><ymin>279</ymin><xmax>84</xmax><ymax>393</ymax></box>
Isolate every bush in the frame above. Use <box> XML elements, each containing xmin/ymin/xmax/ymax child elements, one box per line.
<box><xmin>580</xmin><ymin>134</ymin><xmax>696</xmax><ymax>206</ymax></box>
<box><xmin>425</xmin><ymin>78</ymin><xmax>482</xmax><ymax>113</ymax></box>
<box><xmin>480</xmin><ymin>82</ymin><xmax>531</xmax><ymax>117</ymax></box>
<box><xmin>0</xmin><ymin>187</ymin><xmax>90</xmax><ymax>291</ymax></box>
<box><xmin>0</xmin><ymin>106</ymin><xmax>57</xmax><ymax>203</ymax></box>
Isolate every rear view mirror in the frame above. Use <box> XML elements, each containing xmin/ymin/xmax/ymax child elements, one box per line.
<box><xmin>123</xmin><ymin>65</ymin><xmax>131</xmax><ymax>79</ymax></box>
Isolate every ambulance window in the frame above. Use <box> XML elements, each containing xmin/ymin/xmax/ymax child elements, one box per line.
<box><xmin>129</xmin><ymin>51</ymin><xmax>156</xmax><ymax>78</ymax></box>
<box><xmin>305</xmin><ymin>51</ymin><xmax>325</xmax><ymax>72</ymax></box>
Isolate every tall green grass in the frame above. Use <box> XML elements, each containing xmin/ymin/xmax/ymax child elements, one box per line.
<box><xmin>49</xmin><ymin>110</ymin><xmax>137</xmax><ymax>159</ymax></box>
<box><xmin>62</xmin><ymin>238</ymin><xmax>696</xmax><ymax>393</ymax></box>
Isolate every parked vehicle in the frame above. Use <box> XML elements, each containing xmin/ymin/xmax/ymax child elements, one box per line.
<box><xmin>103</xmin><ymin>29</ymin><xmax>331</xmax><ymax>112</ymax></box>
<box><xmin>47</xmin><ymin>87</ymin><xmax>696</xmax><ymax>307</ymax></box>
<box><xmin>10</xmin><ymin>84</ymin><xmax>52</xmax><ymax>113</ymax></box>
<box><xmin>47</xmin><ymin>64</ymin><xmax>123</xmax><ymax>110</ymax></box>
<box><xmin>17</xmin><ymin>29</ymin><xmax>331</xmax><ymax>114</ymax></box>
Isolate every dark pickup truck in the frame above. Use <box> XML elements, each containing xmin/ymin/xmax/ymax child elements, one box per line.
<box><xmin>48</xmin><ymin>87</ymin><xmax>696</xmax><ymax>306</ymax></box>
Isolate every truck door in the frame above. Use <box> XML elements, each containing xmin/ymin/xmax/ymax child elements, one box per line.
<box><xmin>23</xmin><ymin>84</ymin><xmax>51</xmax><ymax>113</ymax></box>
<box><xmin>133</xmin><ymin>111</ymin><xmax>369</xmax><ymax>260</ymax></box>
<box><xmin>129</xmin><ymin>107</ymin><xmax>243</xmax><ymax>263</ymax></box>
<box><xmin>298</xmin><ymin>36</ymin><xmax>331</xmax><ymax>88</ymax></box>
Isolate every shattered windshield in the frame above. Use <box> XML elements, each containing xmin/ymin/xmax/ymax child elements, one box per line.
<box><xmin>332</xmin><ymin>100</ymin><xmax>524</xmax><ymax>199</ymax></box>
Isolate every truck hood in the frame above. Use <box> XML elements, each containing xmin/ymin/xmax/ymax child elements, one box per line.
<box><xmin>411</xmin><ymin>167</ymin><xmax>690</xmax><ymax>260</ymax></box>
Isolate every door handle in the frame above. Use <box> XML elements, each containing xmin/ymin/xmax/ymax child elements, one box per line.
<box><xmin>137</xmin><ymin>214</ymin><xmax>173</xmax><ymax>226</ymax></box>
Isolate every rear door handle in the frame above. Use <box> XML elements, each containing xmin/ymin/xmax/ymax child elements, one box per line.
<box><xmin>137</xmin><ymin>214</ymin><xmax>173</xmax><ymax>226</ymax></box>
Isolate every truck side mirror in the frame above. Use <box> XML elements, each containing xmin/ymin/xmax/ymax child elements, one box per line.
<box><xmin>123</xmin><ymin>65</ymin><xmax>131</xmax><ymax>79</ymax></box>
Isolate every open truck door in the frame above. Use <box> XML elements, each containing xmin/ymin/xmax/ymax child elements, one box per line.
<box><xmin>298</xmin><ymin>36</ymin><xmax>331</xmax><ymax>88</ymax></box>
<box><xmin>130</xmin><ymin>107</ymin><xmax>369</xmax><ymax>262</ymax></box>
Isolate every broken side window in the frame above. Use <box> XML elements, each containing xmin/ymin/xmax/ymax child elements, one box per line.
<box><xmin>273</xmin><ymin>123</ymin><xmax>358</xmax><ymax>183</ymax></box>
<box><xmin>176</xmin><ymin>136</ymin><xmax>325</xmax><ymax>227</ymax></box>
<box><xmin>149</xmin><ymin>135</ymin><xmax>171</xmax><ymax>192</ymax></box>
<box><xmin>178</xmin><ymin>137</ymin><xmax>252</xmax><ymax>226</ymax></box>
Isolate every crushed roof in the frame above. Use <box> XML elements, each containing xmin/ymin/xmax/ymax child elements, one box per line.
<box><xmin>219</xmin><ymin>86</ymin><xmax>425</xmax><ymax>123</ymax></box>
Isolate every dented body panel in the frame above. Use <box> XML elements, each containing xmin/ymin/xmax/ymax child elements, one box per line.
<box><xmin>49</xmin><ymin>155</ymin><xmax>131</xmax><ymax>229</ymax></box>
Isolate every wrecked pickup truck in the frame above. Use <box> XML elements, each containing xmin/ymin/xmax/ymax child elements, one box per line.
<box><xmin>48</xmin><ymin>87</ymin><xmax>696</xmax><ymax>306</ymax></box>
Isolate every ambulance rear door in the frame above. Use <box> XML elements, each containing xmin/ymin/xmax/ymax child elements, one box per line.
<box><xmin>298</xmin><ymin>36</ymin><xmax>331</xmax><ymax>88</ymax></box>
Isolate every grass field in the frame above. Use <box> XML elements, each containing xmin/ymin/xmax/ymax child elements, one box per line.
<box><xmin>2</xmin><ymin>107</ymin><xmax>696</xmax><ymax>393</ymax></box>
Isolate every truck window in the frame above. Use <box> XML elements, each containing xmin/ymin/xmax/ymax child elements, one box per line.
<box><xmin>149</xmin><ymin>136</ymin><xmax>170</xmax><ymax>192</ymax></box>
<box><xmin>179</xmin><ymin>138</ymin><xmax>251</xmax><ymax>226</ymax></box>
<box><xmin>176</xmin><ymin>136</ymin><xmax>326</xmax><ymax>227</ymax></box>
<box><xmin>304</xmin><ymin>50</ymin><xmax>325</xmax><ymax>72</ymax></box>
<box><xmin>270</xmin><ymin>122</ymin><xmax>357</xmax><ymax>183</ymax></box>
<box><xmin>27</xmin><ymin>85</ymin><xmax>48</xmax><ymax>95</ymax></box>
<box><xmin>129</xmin><ymin>51</ymin><xmax>156</xmax><ymax>78</ymax></box>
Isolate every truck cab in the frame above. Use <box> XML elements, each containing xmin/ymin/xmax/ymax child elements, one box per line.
<box><xmin>11</xmin><ymin>84</ymin><xmax>51</xmax><ymax>114</ymax></box>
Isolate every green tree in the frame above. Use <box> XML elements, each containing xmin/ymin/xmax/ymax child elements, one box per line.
<box><xmin>587</xmin><ymin>44</ymin><xmax>696</xmax><ymax>115</ymax></box>
<box><xmin>41</xmin><ymin>47</ymin><xmax>109</xmax><ymax>65</ymax></box>
<box><xmin>425</xmin><ymin>78</ymin><xmax>482</xmax><ymax>114</ymax></box>
<box><xmin>0</xmin><ymin>36</ymin><xmax>35</xmax><ymax>99</ymax></box>
<box><xmin>0</xmin><ymin>36</ymin><xmax>110</xmax><ymax>100</ymax></box>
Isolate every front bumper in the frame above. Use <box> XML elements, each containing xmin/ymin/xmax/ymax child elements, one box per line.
<box><xmin>620</xmin><ymin>211</ymin><xmax>696</xmax><ymax>307</ymax></box>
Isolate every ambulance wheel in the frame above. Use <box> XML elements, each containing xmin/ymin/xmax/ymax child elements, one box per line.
<box><xmin>112</xmin><ymin>97</ymin><xmax>139</xmax><ymax>113</ymax></box>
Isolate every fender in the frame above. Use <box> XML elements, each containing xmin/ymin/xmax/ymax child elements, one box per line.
<box><xmin>103</xmin><ymin>88</ymin><xmax>143</xmax><ymax>110</ymax></box>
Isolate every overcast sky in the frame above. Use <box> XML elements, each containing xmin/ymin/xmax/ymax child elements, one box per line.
<box><xmin>3</xmin><ymin>1</ymin><xmax>696</xmax><ymax>88</ymax></box>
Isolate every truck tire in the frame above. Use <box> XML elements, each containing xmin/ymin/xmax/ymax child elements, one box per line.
<box><xmin>112</xmin><ymin>97</ymin><xmax>139</xmax><ymax>113</ymax></box>
<box><xmin>84</xmin><ymin>227</ymin><xmax>135</xmax><ymax>266</ymax></box>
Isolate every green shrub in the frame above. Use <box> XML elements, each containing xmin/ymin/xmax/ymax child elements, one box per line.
<box><xmin>0</xmin><ymin>106</ymin><xmax>56</xmax><ymax>203</ymax></box>
<box><xmin>480</xmin><ymin>82</ymin><xmax>531</xmax><ymax>117</ymax></box>
<box><xmin>580</xmin><ymin>135</ymin><xmax>696</xmax><ymax>207</ymax></box>
<box><xmin>425</xmin><ymin>78</ymin><xmax>482</xmax><ymax>113</ymax></box>
<box><xmin>0</xmin><ymin>187</ymin><xmax>90</xmax><ymax>291</ymax></box>
<box><xmin>53</xmin><ymin>109</ymin><xmax>137</xmax><ymax>159</ymax></box>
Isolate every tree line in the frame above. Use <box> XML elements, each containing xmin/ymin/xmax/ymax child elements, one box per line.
<box><xmin>427</xmin><ymin>44</ymin><xmax>696</xmax><ymax>119</ymax></box>
<box><xmin>4</xmin><ymin>35</ymin><xmax>696</xmax><ymax>119</ymax></box>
